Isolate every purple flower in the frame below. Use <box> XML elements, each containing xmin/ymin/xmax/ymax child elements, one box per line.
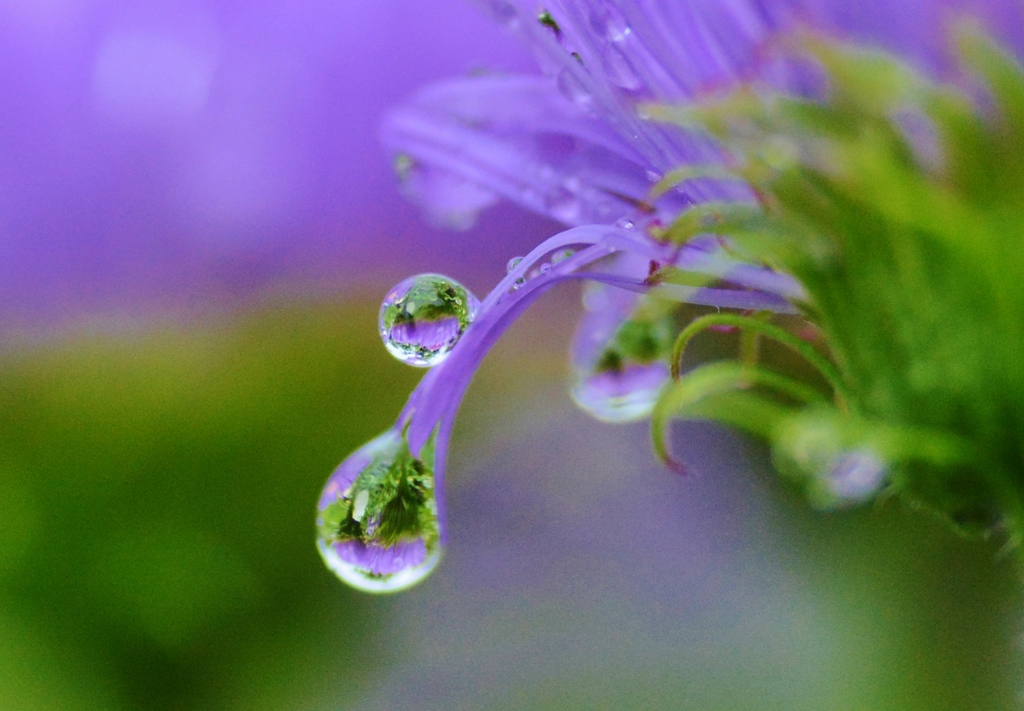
<box><xmin>317</xmin><ymin>0</ymin><xmax>1024</xmax><ymax>591</ymax></box>
<box><xmin>0</xmin><ymin>0</ymin><xmax>535</xmax><ymax>330</ymax></box>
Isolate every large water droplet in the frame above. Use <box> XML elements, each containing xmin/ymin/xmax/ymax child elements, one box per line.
<box><xmin>572</xmin><ymin>359</ymin><xmax>670</xmax><ymax>423</ymax></box>
<box><xmin>316</xmin><ymin>430</ymin><xmax>442</xmax><ymax>593</ymax></box>
<box><xmin>571</xmin><ymin>290</ymin><xmax>674</xmax><ymax>423</ymax></box>
<box><xmin>379</xmin><ymin>274</ymin><xmax>480</xmax><ymax>367</ymax></box>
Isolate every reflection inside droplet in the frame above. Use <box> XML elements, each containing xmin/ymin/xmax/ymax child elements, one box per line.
<box><xmin>379</xmin><ymin>274</ymin><xmax>480</xmax><ymax>367</ymax></box>
<box><xmin>570</xmin><ymin>285</ymin><xmax>675</xmax><ymax>423</ymax></box>
<box><xmin>316</xmin><ymin>430</ymin><xmax>443</xmax><ymax>593</ymax></box>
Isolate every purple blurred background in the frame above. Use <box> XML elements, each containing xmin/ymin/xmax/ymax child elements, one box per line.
<box><xmin>0</xmin><ymin>0</ymin><xmax>559</xmax><ymax>331</ymax></box>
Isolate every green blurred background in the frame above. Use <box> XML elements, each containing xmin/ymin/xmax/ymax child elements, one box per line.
<box><xmin>0</xmin><ymin>291</ymin><xmax>1020</xmax><ymax>711</ymax></box>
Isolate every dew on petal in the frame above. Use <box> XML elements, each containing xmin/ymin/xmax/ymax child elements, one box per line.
<box><xmin>506</xmin><ymin>256</ymin><xmax>524</xmax><ymax>273</ymax></box>
<box><xmin>483</xmin><ymin>0</ymin><xmax>519</xmax><ymax>27</ymax></box>
<box><xmin>556</xmin><ymin>68</ymin><xmax>593</xmax><ymax>111</ymax></box>
<box><xmin>826</xmin><ymin>449</ymin><xmax>886</xmax><ymax>504</ymax></box>
<box><xmin>393</xmin><ymin>154</ymin><xmax>497</xmax><ymax>230</ymax></box>
<box><xmin>773</xmin><ymin>417</ymin><xmax>887</xmax><ymax>509</ymax></box>
<box><xmin>572</xmin><ymin>359</ymin><xmax>671</xmax><ymax>423</ymax></box>
<box><xmin>545</xmin><ymin>186</ymin><xmax>583</xmax><ymax>223</ymax></box>
<box><xmin>570</xmin><ymin>286</ymin><xmax>675</xmax><ymax>423</ymax></box>
<box><xmin>603</xmin><ymin>45</ymin><xmax>642</xmax><ymax>91</ymax></box>
<box><xmin>379</xmin><ymin>274</ymin><xmax>480</xmax><ymax>367</ymax></box>
<box><xmin>316</xmin><ymin>430</ymin><xmax>442</xmax><ymax>593</ymax></box>
<box><xmin>589</xmin><ymin>1</ymin><xmax>631</xmax><ymax>42</ymax></box>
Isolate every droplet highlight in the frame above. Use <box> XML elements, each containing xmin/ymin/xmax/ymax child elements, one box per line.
<box><xmin>316</xmin><ymin>430</ymin><xmax>442</xmax><ymax>593</ymax></box>
<box><xmin>379</xmin><ymin>274</ymin><xmax>480</xmax><ymax>367</ymax></box>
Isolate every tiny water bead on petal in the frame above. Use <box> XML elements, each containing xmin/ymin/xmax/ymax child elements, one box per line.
<box><xmin>827</xmin><ymin>450</ymin><xmax>887</xmax><ymax>505</ymax></box>
<box><xmin>393</xmin><ymin>153</ymin><xmax>498</xmax><ymax>230</ymax></box>
<box><xmin>316</xmin><ymin>430</ymin><xmax>442</xmax><ymax>593</ymax></box>
<box><xmin>379</xmin><ymin>274</ymin><xmax>481</xmax><ymax>367</ymax></box>
<box><xmin>773</xmin><ymin>416</ymin><xmax>887</xmax><ymax>509</ymax></box>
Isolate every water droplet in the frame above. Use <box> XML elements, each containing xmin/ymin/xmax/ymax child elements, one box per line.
<box><xmin>506</xmin><ymin>256</ymin><xmax>523</xmax><ymax>273</ymax></box>
<box><xmin>572</xmin><ymin>360</ymin><xmax>669</xmax><ymax>423</ymax></box>
<box><xmin>571</xmin><ymin>294</ymin><xmax>674</xmax><ymax>423</ymax></box>
<box><xmin>545</xmin><ymin>186</ymin><xmax>583</xmax><ymax>223</ymax></box>
<box><xmin>484</xmin><ymin>0</ymin><xmax>519</xmax><ymax>27</ymax></box>
<box><xmin>550</xmin><ymin>249</ymin><xmax>575</xmax><ymax>264</ymax></box>
<box><xmin>603</xmin><ymin>45</ymin><xmax>641</xmax><ymax>90</ymax></box>
<box><xmin>379</xmin><ymin>274</ymin><xmax>480</xmax><ymax>367</ymax></box>
<box><xmin>774</xmin><ymin>417</ymin><xmax>886</xmax><ymax>508</ymax></box>
<box><xmin>316</xmin><ymin>431</ymin><xmax>442</xmax><ymax>593</ymax></box>
<box><xmin>538</xmin><ymin>262</ymin><xmax>551</xmax><ymax>274</ymax></box>
<box><xmin>828</xmin><ymin>450</ymin><xmax>886</xmax><ymax>503</ymax></box>
<box><xmin>393</xmin><ymin>156</ymin><xmax>497</xmax><ymax>231</ymax></box>
<box><xmin>393</xmin><ymin>153</ymin><xmax>415</xmax><ymax>182</ymax></box>
<box><xmin>645</xmin><ymin>169</ymin><xmax>663</xmax><ymax>183</ymax></box>
<box><xmin>556</xmin><ymin>68</ymin><xmax>593</xmax><ymax>111</ymax></box>
<box><xmin>614</xmin><ymin>217</ymin><xmax>635</xmax><ymax>230</ymax></box>
<box><xmin>590</xmin><ymin>2</ymin><xmax>631</xmax><ymax>42</ymax></box>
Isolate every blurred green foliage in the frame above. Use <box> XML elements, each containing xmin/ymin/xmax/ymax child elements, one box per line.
<box><xmin>0</xmin><ymin>299</ymin><xmax>420</xmax><ymax>710</ymax></box>
<box><xmin>0</xmin><ymin>296</ymin><xmax>1019</xmax><ymax>710</ymax></box>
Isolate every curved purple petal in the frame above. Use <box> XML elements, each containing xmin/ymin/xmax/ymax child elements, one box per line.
<box><xmin>382</xmin><ymin>74</ymin><xmax>750</xmax><ymax>228</ymax></box>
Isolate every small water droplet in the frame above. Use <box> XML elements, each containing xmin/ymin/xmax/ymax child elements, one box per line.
<box><xmin>538</xmin><ymin>262</ymin><xmax>551</xmax><ymax>274</ymax></box>
<box><xmin>828</xmin><ymin>450</ymin><xmax>886</xmax><ymax>503</ymax></box>
<box><xmin>615</xmin><ymin>217</ymin><xmax>636</xmax><ymax>230</ymax></box>
<box><xmin>485</xmin><ymin>0</ymin><xmax>519</xmax><ymax>27</ymax></box>
<box><xmin>550</xmin><ymin>249</ymin><xmax>575</xmax><ymax>264</ymax></box>
<box><xmin>393</xmin><ymin>153</ymin><xmax>415</xmax><ymax>183</ymax></box>
<box><xmin>774</xmin><ymin>418</ymin><xmax>886</xmax><ymax>509</ymax></box>
<box><xmin>379</xmin><ymin>274</ymin><xmax>480</xmax><ymax>367</ymax></box>
<box><xmin>603</xmin><ymin>45</ymin><xmax>641</xmax><ymax>90</ymax></box>
<box><xmin>590</xmin><ymin>1</ymin><xmax>631</xmax><ymax>42</ymax></box>
<box><xmin>556</xmin><ymin>68</ymin><xmax>593</xmax><ymax>111</ymax></box>
<box><xmin>316</xmin><ymin>431</ymin><xmax>442</xmax><ymax>593</ymax></box>
<box><xmin>506</xmin><ymin>256</ymin><xmax>523</xmax><ymax>273</ymax></box>
<box><xmin>545</xmin><ymin>186</ymin><xmax>583</xmax><ymax>223</ymax></box>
